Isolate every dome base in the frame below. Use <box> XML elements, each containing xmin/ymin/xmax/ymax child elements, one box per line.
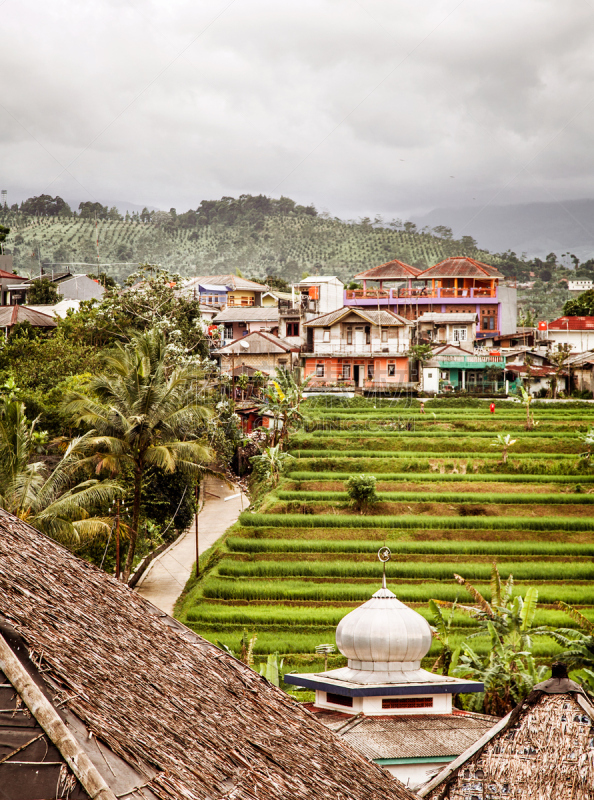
<box><xmin>318</xmin><ymin>665</ymin><xmax>459</xmax><ymax>686</ymax></box>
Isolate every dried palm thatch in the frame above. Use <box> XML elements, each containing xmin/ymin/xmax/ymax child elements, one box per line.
<box><xmin>0</xmin><ymin>509</ymin><xmax>417</xmax><ymax>800</ymax></box>
<box><xmin>419</xmin><ymin>668</ymin><xmax>594</xmax><ymax>800</ymax></box>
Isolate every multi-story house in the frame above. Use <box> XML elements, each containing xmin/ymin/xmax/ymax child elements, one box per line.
<box><xmin>302</xmin><ymin>307</ymin><xmax>413</xmax><ymax>389</ymax></box>
<box><xmin>347</xmin><ymin>256</ymin><xmax>517</xmax><ymax>340</ymax></box>
<box><xmin>211</xmin><ymin>307</ymin><xmax>279</xmax><ymax>345</ymax></box>
<box><xmin>278</xmin><ymin>276</ymin><xmax>344</xmax><ymax>349</ymax></box>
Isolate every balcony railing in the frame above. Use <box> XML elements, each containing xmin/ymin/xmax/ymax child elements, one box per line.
<box><xmin>345</xmin><ymin>287</ymin><xmax>497</xmax><ymax>300</ymax></box>
<box><xmin>438</xmin><ymin>354</ymin><xmax>505</xmax><ymax>365</ymax></box>
<box><xmin>304</xmin><ymin>343</ymin><xmax>410</xmax><ymax>356</ymax></box>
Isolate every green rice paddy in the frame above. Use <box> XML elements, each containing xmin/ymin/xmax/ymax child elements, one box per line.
<box><xmin>176</xmin><ymin>397</ymin><xmax>594</xmax><ymax>675</ymax></box>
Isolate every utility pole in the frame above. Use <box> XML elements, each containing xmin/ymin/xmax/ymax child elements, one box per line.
<box><xmin>115</xmin><ymin>500</ymin><xmax>121</xmax><ymax>581</ymax></box>
<box><xmin>195</xmin><ymin>480</ymin><xmax>200</xmax><ymax>577</ymax></box>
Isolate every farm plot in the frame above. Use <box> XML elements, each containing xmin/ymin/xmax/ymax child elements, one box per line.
<box><xmin>176</xmin><ymin>398</ymin><xmax>594</xmax><ymax>682</ymax></box>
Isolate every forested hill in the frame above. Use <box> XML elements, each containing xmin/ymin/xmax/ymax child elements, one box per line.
<box><xmin>0</xmin><ymin>194</ymin><xmax>493</xmax><ymax>285</ymax></box>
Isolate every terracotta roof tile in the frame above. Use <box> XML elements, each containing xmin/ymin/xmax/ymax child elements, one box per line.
<box><xmin>418</xmin><ymin>257</ymin><xmax>504</xmax><ymax>280</ymax></box>
<box><xmin>354</xmin><ymin>259</ymin><xmax>422</xmax><ymax>281</ymax></box>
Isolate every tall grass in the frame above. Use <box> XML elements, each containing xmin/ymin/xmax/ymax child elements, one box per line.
<box><xmin>240</xmin><ymin>512</ymin><xmax>594</xmax><ymax>532</ymax></box>
<box><xmin>276</xmin><ymin>490</ymin><xmax>594</xmax><ymax>505</ymax></box>
<box><xmin>287</xmin><ymin>471</ymin><xmax>594</xmax><ymax>484</ymax></box>
<box><xmin>227</xmin><ymin>537</ymin><xmax>594</xmax><ymax>557</ymax></box>
<box><xmin>201</xmin><ymin>578</ymin><xmax>594</xmax><ymax>605</ymax></box>
<box><xmin>185</xmin><ymin>603</ymin><xmax>594</xmax><ymax>630</ymax></box>
<box><xmin>290</xmin><ymin>450</ymin><xmax>575</xmax><ymax>459</ymax></box>
<box><xmin>217</xmin><ymin>559</ymin><xmax>594</xmax><ymax>581</ymax></box>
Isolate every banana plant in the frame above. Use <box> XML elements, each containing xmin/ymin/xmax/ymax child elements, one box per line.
<box><xmin>491</xmin><ymin>433</ymin><xmax>517</xmax><ymax>464</ymax></box>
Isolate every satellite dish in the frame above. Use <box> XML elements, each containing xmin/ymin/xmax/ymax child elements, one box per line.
<box><xmin>240</xmin><ymin>340</ymin><xmax>250</xmax><ymax>350</ymax></box>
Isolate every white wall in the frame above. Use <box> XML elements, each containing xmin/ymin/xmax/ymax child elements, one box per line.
<box><xmin>498</xmin><ymin>285</ymin><xmax>517</xmax><ymax>336</ymax></box>
<box><xmin>422</xmin><ymin>367</ymin><xmax>440</xmax><ymax>393</ymax></box>
<box><xmin>548</xmin><ymin>329</ymin><xmax>594</xmax><ymax>352</ymax></box>
<box><xmin>315</xmin><ymin>690</ymin><xmax>452</xmax><ymax>716</ymax></box>
<box><xmin>319</xmin><ymin>278</ymin><xmax>344</xmax><ymax>314</ymax></box>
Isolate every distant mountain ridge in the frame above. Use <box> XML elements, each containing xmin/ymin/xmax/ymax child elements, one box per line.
<box><xmin>412</xmin><ymin>199</ymin><xmax>594</xmax><ymax>260</ymax></box>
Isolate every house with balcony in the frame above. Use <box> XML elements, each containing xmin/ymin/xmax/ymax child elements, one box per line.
<box><xmin>302</xmin><ymin>307</ymin><xmax>413</xmax><ymax>389</ymax></box>
<box><xmin>346</xmin><ymin>256</ymin><xmax>517</xmax><ymax>340</ymax></box>
<box><xmin>212</xmin><ymin>307</ymin><xmax>279</xmax><ymax>345</ymax></box>
<box><xmin>278</xmin><ymin>276</ymin><xmax>344</xmax><ymax>349</ymax></box>
<box><xmin>416</xmin><ymin>312</ymin><xmax>477</xmax><ymax>345</ymax></box>
<box><xmin>213</xmin><ymin>330</ymin><xmax>300</xmax><ymax>377</ymax></box>
<box><xmin>422</xmin><ymin>345</ymin><xmax>506</xmax><ymax>394</ymax></box>
<box><xmin>180</xmin><ymin>275</ymin><xmax>269</xmax><ymax>307</ymax></box>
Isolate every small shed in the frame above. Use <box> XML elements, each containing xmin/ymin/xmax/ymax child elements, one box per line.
<box><xmin>419</xmin><ymin>664</ymin><xmax>594</xmax><ymax>800</ymax></box>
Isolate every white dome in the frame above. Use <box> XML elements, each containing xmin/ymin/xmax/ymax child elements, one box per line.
<box><xmin>335</xmin><ymin>587</ymin><xmax>432</xmax><ymax>670</ymax></box>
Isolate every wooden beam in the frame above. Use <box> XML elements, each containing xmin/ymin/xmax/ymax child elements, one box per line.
<box><xmin>0</xmin><ymin>633</ymin><xmax>118</xmax><ymax>800</ymax></box>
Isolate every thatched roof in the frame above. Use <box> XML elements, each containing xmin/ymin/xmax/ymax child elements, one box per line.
<box><xmin>0</xmin><ymin>510</ymin><xmax>417</xmax><ymax>800</ymax></box>
<box><xmin>419</xmin><ymin>670</ymin><xmax>594</xmax><ymax>800</ymax></box>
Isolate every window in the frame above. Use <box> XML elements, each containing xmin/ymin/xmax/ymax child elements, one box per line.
<box><xmin>453</xmin><ymin>327</ymin><xmax>467</xmax><ymax>342</ymax></box>
<box><xmin>327</xmin><ymin>693</ymin><xmax>353</xmax><ymax>708</ymax></box>
<box><xmin>387</xmin><ymin>364</ymin><xmax>396</xmax><ymax>377</ymax></box>
<box><xmin>322</xmin><ymin>329</ymin><xmax>331</xmax><ymax>343</ymax></box>
<box><xmin>346</xmin><ymin>327</ymin><xmax>353</xmax><ymax>345</ymax></box>
<box><xmin>381</xmin><ymin>329</ymin><xmax>388</xmax><ymax>343</ymax></box>
<box><xmin>382</xmin><ymin>697</ymin><xmax>433</xmax><ymax>709</ymax></box>
<box><xmin>224</xmin><ymin>326</ymin><xmax>233</xmax><ymax>339</ymax></box>
<box><xmin>286</xmin><ymin>322</ymin><xmax>299</xmax><ymax>337</ymax></box>
<box><xmin>367</xmin><ymin>363</ymin><xmax>374</xmax><ymax>380</ymax></box>
<box><xmin>427</xmin><ymin>372</ymin><xmax>433</xmax><ymax>378</ymax></box>
<box><xmin>315</xmin><ymin>363</ymin><xmax>325</xmax><ymax>377</ymax></box>
<box><xmin>365</xmin><ymin>326</ymin><xmax>371</xmax><ymax>345</ymax></box>
<box><xmin>342</xmin><ymin>364</ymin><xmax>351</xmax><ymax>379</ymax></box>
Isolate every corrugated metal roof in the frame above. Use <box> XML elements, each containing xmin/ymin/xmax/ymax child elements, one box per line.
<box><xmin>214</xmin><ymin>330</ymin><xmax>296</xmax><ymax>354</ymax></box>
<box><xmin>183</xmin><ymin>275</ymin><xmax>268</xmax><ymax>291</ymax></box>
<box><xmin>417</xmin><ymin>312</ymin><xmax>477</xmax><ymax>323</ymax></box>
<box><xmin>549</xmin><ymin>316</ymin><xmax>594</xmax><ymax>330</ymax></box>
<box><xmin>213</xmin><ymin>308</ymin><xmax>279</xmax><ymax>322</ymax></box>
<box><xmin>355</xmin><ymin>259</ymin><xmax>421</xmax><ymax>281</ymax></box>
<box><xmin>0</xmin><ymin>306</ymin><xmax>57</xmax><ymax>328</ymax></box>
<box><xmin>418</xmin><ymin>257</ymin><xmax>504</xmax><ymax>280</ymax></box>
<box><xmin>305</xmin><ymin>307</ymin><xmax>412</xmax><ymax>327</ymax></box>
<box><xmin>309</xmin><ymin>709</ymin><xmax>498</xmax><ymax>761</ymax></box>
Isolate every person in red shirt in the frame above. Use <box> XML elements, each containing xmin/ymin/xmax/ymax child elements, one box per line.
<box><xmin>490</xmin><ymin>402</ymin><xmax>495</xmax><ymax>414</ymax></box>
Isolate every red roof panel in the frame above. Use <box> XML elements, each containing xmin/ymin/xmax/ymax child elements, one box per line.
<box><xmin>354</xmin><ymin>258</ymin><xmax>421</xmax><ymax>280</ymax></box>
<box><xmin>418</xmin><ymin>257</ymin><xmax>504</xmax><ymax>280</ymax></box>
<box><xmin>549</xmin><ymin>316</ymin><xmax>594</xmax><ymax>330</ymax></box>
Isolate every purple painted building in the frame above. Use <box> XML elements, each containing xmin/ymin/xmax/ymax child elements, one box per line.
<box><xmin>346</xmin><ymin>257</ymin><xmax>517</xmax><ymax>340</ymax></box>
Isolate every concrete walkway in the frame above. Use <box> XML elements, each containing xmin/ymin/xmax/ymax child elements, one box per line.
<box><xmin>135</xmin><ymin>476</ymin><xmax>247</xmax><ymax>615</ymax></box>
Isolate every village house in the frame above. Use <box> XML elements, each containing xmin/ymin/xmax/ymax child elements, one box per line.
<box><xmin>546</xmin><ymin>316</ymin><xmax>594</xmax><ymax>352</ymax></box>
<box><xmin>278</xmin><ymin>276</ymin><xmax>344</xmax><ymax>349</ymax></box>
<box><xmin>286</xmin><ymin>572</ymin><xmax>495</xmax><ymax>791</ymax></box>
<box><xmin>0</xmin><ymin>509</ymin><xmax>417</xmax><ymax>800</ymax></box>
<box><xmin>567</xmin><ymin>350</ymin><xmax>594</xmax><ymax>396</ymax></box>
<box><xmin>419</xmin><ymin>663</ymin><xmax>594</xmax><ymax>800</ymax></box>
<box><xmin>346</xmin><ymin>256</ymin><xmax>517</xmax><ymax>340</ymax></box>
<box><xmin>0</xmin><ymin>305</ymin><xmax>57</xmax><ymax>337</ymax></box>
<box><xmin>421</xmin><ymin>345</ymin><xmax>506</xmax><ymax>394</ymax></box>
<box><xmin>416</xmin><ymin>312</ymin><xmax>477</xmax><ymax>345</ymax></box>
<box><xmin>212</xmin><ymin>307</ymin><xmax>279</xmax><ymax>344</ymax></box>
<box><xmin>301</xmin><ymin>307</ymin><xmax>413</xmax><ymax>389</ymax></box>
<box><xmin>213</xmin><ymin>330</ymin><xmax>300</xmax><ymax>378</ymax></box>
<box><xmin>6</xmin><ymin>271</ymin><xmax>106</xmax><ymax>304</ymax></box>
<box><xmin>0</xmin><ymin>266</ymin><xmax>27</xmax><ymax>305</ymax></box>
<box><xmin>180</xmin><ymin>274</ymin><xmax>269</xmax><ymax>308</ymax></box>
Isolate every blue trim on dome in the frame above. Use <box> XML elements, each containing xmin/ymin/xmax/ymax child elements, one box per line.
<box><xmin>284</xmin><ymin>674</ymin><xmax>484</xmax><ymax>696</ymax></box>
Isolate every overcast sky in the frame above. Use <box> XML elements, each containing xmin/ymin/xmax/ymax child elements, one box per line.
<box><xmin>2</xmin><ymin>0</ymin><xmax>594</xmax><ymax>220</ymax></box>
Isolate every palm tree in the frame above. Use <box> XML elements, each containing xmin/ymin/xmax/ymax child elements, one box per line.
<box><xmin>63</xmin><ymin>329</ymin><xmax>213</xmax><ymax>578</ymax></box>
<box><xmin>0</xmin><ymin>394</ymin><xmax>120</xmax><ymax>544</ymax></box>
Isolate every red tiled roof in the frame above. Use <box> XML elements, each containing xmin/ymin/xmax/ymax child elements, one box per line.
<box><xmin>506</xmin><ymin>365</ymin><xmax>558</xmax><ymax>377</ymax></box>
<box><xmin>354</xmin><ymin>258</ymin><xmax>421</xmax><ymax>280</ymax></box>
<box><xmin>0</xmin><ymin>269</ymin><xmax>26</xmax><ymax>280</ymax></box>
<box><xmin>418</xmin><ymin>257</ymin><xmax>504</xmax><ymax>280</ymax></box>
<box><xmin>548</xmin><ymin>316</ymin><xmax>594</xmax><ymax>330</ymax></box>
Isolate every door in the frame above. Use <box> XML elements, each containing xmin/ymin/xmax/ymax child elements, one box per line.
<box><xmin>353</xmin><ymin>365</ymin><xmax>360</xmax><ymax>386</ymax></box>
<box><xmin>355</xmin><ymin>327</ymin><xmax>365</xmax><ymax>348</ymax></box>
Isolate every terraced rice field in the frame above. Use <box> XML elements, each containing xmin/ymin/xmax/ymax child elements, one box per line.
<box><xmin>176</xmin><ymin>398</ymin><xmax>594</xmax><ymax>685</ymax></box>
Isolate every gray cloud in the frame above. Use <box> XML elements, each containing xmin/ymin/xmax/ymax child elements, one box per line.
<box><xmin>2</xmin><ymin>0</ymin><xmax>594</xmax><ymax>221</ymax></box>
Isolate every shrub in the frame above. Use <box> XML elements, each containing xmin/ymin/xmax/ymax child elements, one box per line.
<box><xmin>346</xmin><ymin>474</ymin><xmax>377</xmax><ymax>510</ymax></box>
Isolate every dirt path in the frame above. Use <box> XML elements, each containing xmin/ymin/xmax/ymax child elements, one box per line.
<box><xmin>135</xmin><ymin>476</ymin><xmax>247</xmax><ymax>615</ymax></box>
